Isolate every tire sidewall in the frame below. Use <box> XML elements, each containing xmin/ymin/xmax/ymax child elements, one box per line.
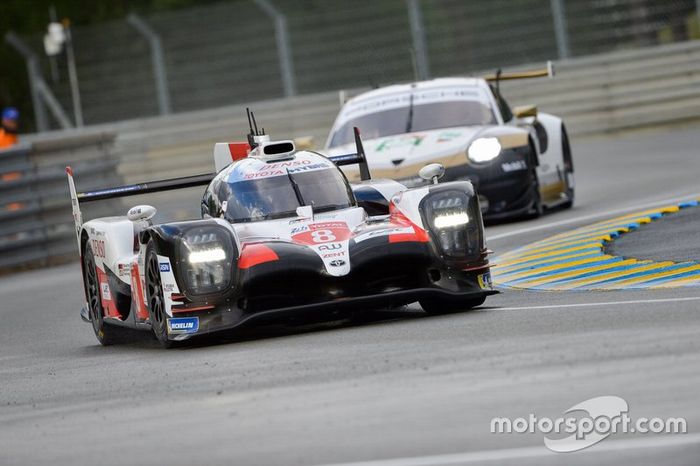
<box><xmin>145</xmin><ymin>240</ymin><xmax>170</xmax><ymax>345</ymax></box>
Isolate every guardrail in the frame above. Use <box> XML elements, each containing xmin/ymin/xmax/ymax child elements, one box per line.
<box><xmin>0</xmin><ymin>132</ymin><xmax>121</xmax><ymax>271</ymax></box>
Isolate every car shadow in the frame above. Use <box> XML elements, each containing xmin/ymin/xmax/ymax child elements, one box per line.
<box><xmin>83</xmin><ymin>303</ymin><xmax>496</xmax><ymax>351</ymax></box>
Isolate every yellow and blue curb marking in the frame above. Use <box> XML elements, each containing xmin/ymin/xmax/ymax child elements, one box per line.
<box><xmin>493</xmin><ymin>200</ymin><xmax>700</xmax><ymax>291</ymax></box>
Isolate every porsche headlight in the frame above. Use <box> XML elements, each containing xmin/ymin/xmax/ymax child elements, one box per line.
<box><xmin>467</xmin><ymin>137</ymin><xmax>501</xmax><ymax>163</ymax></box>
<box><xmin>179</xmin><ymin>227</ymin><xmax>234</xmax><ymax>295</ymax></box>
<box><xmin>423</xmin><ymin>191</ymin><xmax>480</xmax><ymax>259</ymax></box>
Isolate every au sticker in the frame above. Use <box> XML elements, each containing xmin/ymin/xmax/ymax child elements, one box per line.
<box><xmin>478</xmin><ymin>272</ymin><xmax>493</xmax><ymax>290</ymax></box>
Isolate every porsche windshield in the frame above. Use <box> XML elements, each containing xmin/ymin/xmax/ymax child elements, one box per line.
<box><xmin>222</xmin><ymin>168</ymin><xmax>353</xmax><ymax>223</ymax></box>
<box><xmin>329</xmin><ymin>100</ymin><xmax>496</xmax><ymax>148</ymax></box>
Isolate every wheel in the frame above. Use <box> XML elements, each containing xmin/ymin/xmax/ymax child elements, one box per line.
<box><xmin>560</xmin><ymin>124</ymin><xmax>575</xmax><ymax>209</ymax></box>
<box><xmin>420</xmin><ymin>296</ymin><xmax>486</xmax><ymax>315</ymax></box>
<box><xmin>145</xmin><ymin>239</ymin><xmax>175</xmax><ymax>348</ymax></box>
<box><xmin>82</xmin><ymin>243</ymin><xmax>129</xmax><ymax>345</ymax></box>
<box><xmin>524</xmin><ymin>168</ymin><xmax>544</xmax><ymax>219</ymax></box>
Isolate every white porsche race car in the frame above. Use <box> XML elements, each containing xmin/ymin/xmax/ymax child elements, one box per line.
<box><xmin>325</xmin><ymin>64</ymin><xmax>574</xmax><ymax>220</ymax></box>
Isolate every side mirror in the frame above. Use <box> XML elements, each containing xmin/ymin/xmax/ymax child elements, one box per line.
<box><xmin>127</xmin><ymin>205</ymin><xmax>157</xmax><ymax>222</ymax></box>
<box><xmin>293</xmin><ymin>136</ymin><xmax>315</xmax><ymax>150</ymax></box>
<box><xmin>419</xmin><ymin>163</ymin><xmax>445</xmax><ymax>185</ymax></box>
<box><xmin>514</xmin><ymin>104</ymin><xmax>538</xmax><ymax>119</ymax></box>
<box><xmin>296</xmin><ymin>205</ymin><xmax>314</xmax><ymax>220</ymax></box>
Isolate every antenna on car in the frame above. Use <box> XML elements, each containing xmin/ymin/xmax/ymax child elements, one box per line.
<box><xmin>246</xmin><ymin>107</ymin><xmax>257</xmax><ymax>148</ymax></box>
<box><xmin>353</xmin><ymin>127</ymin><xmax>371</xmax><ymax>181</ymax></box>
<box><xmin>492</xmin><ymin>67</ymin><xmax>508</xmax><ymax>111</ymax></box>
<box><xmin>251</xmin><ymin>111</ymin><xmax>260</xmax><ymax>136</ymax></box>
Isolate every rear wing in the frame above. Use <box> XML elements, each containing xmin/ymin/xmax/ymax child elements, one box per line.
<box><xmin>65</xmin><ymin>167</ymin><xmax>214</xmax><ymax>248</ymax></box>
<box><xmin>483</xmin><ymin>61</ymin><xmax>554</xmax><ymax>82</ymax></box>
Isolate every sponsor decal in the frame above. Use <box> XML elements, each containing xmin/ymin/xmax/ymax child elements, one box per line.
<box><xmin>292</xmin><ymin>222</ymin><xmax>351</xmax><ymax>245</ymax></box>
<box><xmin>159</xmin><ymin>262</ymin><xmax>171</xmax><ymax>272</ymax></box>
<box><xmin>318</xmin><ymin>243</ymin><xmax>342</xmax><ymax>251</ymax></box>
<box><xmin>92</xmin><ymin>239</ymin><xmax>106</xmax><ymax>258</ymax></box>
<box><xmin>477</xmin><ymin>272</ymin><xmax>493</xmax><ymax>290</ymax></box>
<box><xmin>167</xmin><ymin>317</ymin><xmax>199</xmax><ymax>334</ymax></box>
<box><xmin>501</xmin><ymin>160</ymin><xmax>528</xmax><ymax>172</ymax></box>
<box><xmin>100</xmin><ymin>282</ymin><xmax>112</xmax><ymax>301</ymax></box>
<box><xmin>375</xmin><ymin>135</ymin><xmax>425</xmax><ymax>152</ymax></box>
<box><xmin>436</xmin><ymin>131</ymin><xmax>463</xmax><ymax>143</ymax></box>
<box><xmin>354</xmin><ymin>226</ymin><xmax>414</xmax><ymax>243</ymax></box>
<box><xmin>117</xmin><ymin>263</ymin><xmax>132</xmax><ymax>277</ymax></box>
<box><xmin>322</xmin><ymin>251</ymin><xmax>346</xmax><ymax>258</ymax></box>
<box><xmin>163</xmin><ymin>283</ymin><xmax>175</xmax><ymax>292</ymax></box>
<box><xmin>329</xmin><ymin>260</ymin><xmax>346</xmax><ymax>267</ymax></box>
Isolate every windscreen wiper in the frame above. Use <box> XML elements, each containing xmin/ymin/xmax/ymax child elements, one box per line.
<box><xmin>286</xmin><ymin>168</ymin><xmax>304</xmax><ymax>206</ymax></box>
<box><xmin>405</xmin><ymin>89</ymin><xmax>415</xmax><ymax>133</ymax></box>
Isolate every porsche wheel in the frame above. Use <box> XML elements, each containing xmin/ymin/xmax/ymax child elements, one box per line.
<box><xmin>420</xmin><ymin>296</ymin><xmax>486</xmax><ymax>315</ymax></box>
<box><xmin>145</xmin><ymin>239</ymin><xmax>174</xmax><ymax>348</ymax></box>
<box><xmin>525</xmin><ymin>168</ymin><xmax>543</xmax><ymax>219</ymax></box>
<box><xmin>83</xmin><ymin>244</ymin><xmax>128</xmax><ymax>345</ymax></box>
<box><xmin>560</xmin><ymin>124</ymin><xmax>575</xmax><ymax>209</ymax></box>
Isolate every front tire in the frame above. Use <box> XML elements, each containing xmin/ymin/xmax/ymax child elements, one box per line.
<box><xmin>145</xmin><ymin>239</ymin><xmax>175</xmax><ymax>348</ymax></box>
<box><xmin>420</xmin><ymin>296</ymin><xmax>486</xmax><ymax>315</ymax></box>
<box><xmin>82</xmin><ymin>244</ymin><xmax>129</xmax><ymax>345</ymax></box>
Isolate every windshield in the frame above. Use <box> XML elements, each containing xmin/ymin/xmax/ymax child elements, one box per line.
<box><xmin>329</xmin><ymin>100</ymin><xmax>496</xmax><ymax>148</ymax></box>
<box><xmin>221</xmin><ymin>168</ymin><xmax>354</xmax><ymax>223</ymax></box>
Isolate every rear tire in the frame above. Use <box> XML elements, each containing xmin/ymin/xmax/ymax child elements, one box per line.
<box><xmin>145</xmin><ymin>239</ymin><xmax>175</xmax><ymax>348</ymax></box>
<box><xmin>420</xmin><ymin>296</ymin><xmax>486</xmax><ymax>315</ymax></box>
<box><xmin>82</xmin><ymin>244</ymin><xmax>129</xmax><ymax>345</ymax></box>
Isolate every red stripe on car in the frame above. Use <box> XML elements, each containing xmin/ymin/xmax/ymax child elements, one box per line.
<box><xmin>238</xmin><ymin>243</ymin><xmax>279</xmax><ymax>269</ymax></box>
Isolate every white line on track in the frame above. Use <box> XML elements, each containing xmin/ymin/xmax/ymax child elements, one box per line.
<box><xmin>316</xmin><ymin>433</ymin><xmax>700</xmax><ymax>466</ymax></box>
<box><xmin>490</xmin><ymin>296</ymin><xmax>700</xmax><ymax>312</ymax></box>
<box><xmin>486</xmin><ymin>192</ymin><xmax>700</xmax><ymax>242</ymax></box>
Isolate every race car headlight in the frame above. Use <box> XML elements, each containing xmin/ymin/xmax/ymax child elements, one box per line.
<box><xmin>422</xmin><ymin>190</ymin><xmax>480</xmax><ymax>259</ymax></box>
<box><xmin>179</xmin><ymin>227</ymin><xmax>234</xmax><ymax>295</ymax></box>
<box><xmin>467</xmin><ymin>137</ymin><xmax>501</xmax><ymax>163</ymax></box>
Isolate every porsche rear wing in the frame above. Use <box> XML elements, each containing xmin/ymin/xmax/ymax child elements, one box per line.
<box><xmin>483</xmin><ymin>61</ymin><xmax>554</xmax><ymax>82</ymax></box>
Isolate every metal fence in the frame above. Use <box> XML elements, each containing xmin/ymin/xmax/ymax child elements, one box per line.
<box><xmin>6</xmin><ymin>0</ymin><xmax>698</xmax><ymax>131</ymax></box>
<box><xmin>0</xmin><ymin>133</ymin><xmax>121</xmax><ymax>271</ymax></box>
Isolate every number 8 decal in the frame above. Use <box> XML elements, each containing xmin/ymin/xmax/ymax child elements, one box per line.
<box><xmin>311</xmin><ymin>230</ymin><xmax>336</xmax><ymax>243</ymax></box>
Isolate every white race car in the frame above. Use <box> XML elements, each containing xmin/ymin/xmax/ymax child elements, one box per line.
<box><xmin>325</xmin><ymin>64</ymin><xmax>574</xmax><ymax>220</ymax></box>
<box><xmin>67</xmin><ymin>113</ymin><xmax>497</xmax><ymax>347</ymax></box>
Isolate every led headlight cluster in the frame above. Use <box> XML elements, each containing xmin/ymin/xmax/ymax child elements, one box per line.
<box><xmin>423</xmin><ymin>191</ymin><xmax>479</xmax><ymax>259</ymax></box>
<box><xmin>179</xmin><ymin>227</ymin><xmax>234</xmax><ymax>295</ymax></box>
<box><xmin>467</xmin><ymin>137</ymin><xmax>501</xmax><ymax>163</ymax></box>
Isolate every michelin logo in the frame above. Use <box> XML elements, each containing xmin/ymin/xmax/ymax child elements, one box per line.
<box><xmin>167</xmin><ymin>317</ymin><xmax>199</xmax><ymax>334</ymax></box>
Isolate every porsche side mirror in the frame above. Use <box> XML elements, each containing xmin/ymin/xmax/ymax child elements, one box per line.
<box><xmin>514</xmin><ymin>104</ymin><xmax>538</xmax><ymax>119</ymax></box>
<box><xmin>127</xmin><ymin>205</ymin><xmax>157</xmax><ymax>222</ymax></box>
<box><xmin>419</xmin><ymin>163</ymin><xmax>445</xmax><ymax>184</ymax></box>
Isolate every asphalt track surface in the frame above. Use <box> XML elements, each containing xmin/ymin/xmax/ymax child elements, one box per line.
<box><xmin>610</xmin><ymin>205</ymin><xmax>700</xmax><ymax>263</ymax></box>
<box><xmin>2</xmin><ymin>126</ymin><xmax>700</xmax><ymax>466</ymax></box>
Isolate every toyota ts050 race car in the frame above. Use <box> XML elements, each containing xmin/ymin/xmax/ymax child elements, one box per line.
<box><xmin>325</xmin><ymin>63</ymin><xmax>574</xmax><ymax>220</ymax></box>
<box><xmin>67</xmin><ymin>113</ymin><xmax>496</xmax><ymax>347</ymax></box>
